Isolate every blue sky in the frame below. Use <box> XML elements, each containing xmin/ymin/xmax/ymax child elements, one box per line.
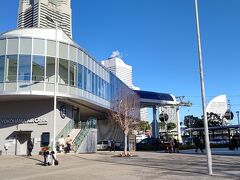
<box><xmin>1</xmin><ymin>0</ymin><xmax>240</xmax><ymax>124</ymax></box>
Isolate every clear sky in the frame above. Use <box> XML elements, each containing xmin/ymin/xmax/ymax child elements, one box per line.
<box><xmin>1</xmin><ymin>0</ymin><xmax>240</xmax><ymax>124</ymax></box>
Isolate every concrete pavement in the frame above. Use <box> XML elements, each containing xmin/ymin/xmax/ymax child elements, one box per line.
<box><xmin>0</xmin><ymin>150</ymin><xmax>239</xmax><ymax>180</ymax></box>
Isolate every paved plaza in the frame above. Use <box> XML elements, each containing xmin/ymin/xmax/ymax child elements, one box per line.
<box><xmin>0</xmin><ymin>149</ymin><xmax>240</xmax><ymax>180</ymax></box>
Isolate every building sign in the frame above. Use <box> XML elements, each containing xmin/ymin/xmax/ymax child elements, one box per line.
<box><xmin>0</xmin><ymin>118</ymin><xmax>47</xmax><ymax>125</ymax></box>
<box><xmin>60</xmin><ymin>105</ymin><xmax>67</xmax><ymax>119</ymax></box>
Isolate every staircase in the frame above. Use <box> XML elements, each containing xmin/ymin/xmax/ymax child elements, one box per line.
<box><xmin>73</xmin><ymin>128</ymin><xmax>90</xmax><ymax>152</ymax></box>
<box><xmin>56</xmin><ymin>119</ymin><xmax>97</xmax><ymax>153</ymax></box>
<box><xmin>68</xmin><ymin>129</ymin><xmax>81</xmax><ymax>142</ymax></box>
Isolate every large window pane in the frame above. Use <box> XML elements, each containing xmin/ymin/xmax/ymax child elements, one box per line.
<box><xmin>92</xmin><ymin>73</ymin><xmax>96</xmax><ymax>95</ymax></box>
<box><xmin>18</xmin><ymin>55</ymin><xmax>31</xmax><ymax>81</ymax></box>
<box><xmin>46</xmin><ymin>57</ymin><xmax>55</xmax><ymax>83</ymax></box>
<box><xmin>104</xmin><ymin>80</ymin><xmax>107</xmax><ymax>100</ymax></box>
<box><xmin>87</xmin><ymin>69</ymin><xmax>91</xmax><ymax>92</ymax></box>
<box><xmin>32</xmin><ymin>55</ymin><xmax>45</xmax><ymax>82</ymax></box>
<box><xmin>6</xmin><ymin>55</ymin><xmax>17</xmax><ymax>82</ymax></box>
<box><xmin>101</xmin><ymin>78</ymin><xmax>104</xmax><ymax>98</ymax></box>
<box><xmin>78</xmin><ymin>64</ymin><xmax>83</xmax><ymax>89</ymax></box>
<box><xmin>97</xmin><ymin>75</ymin><xmax>100</xmax><ymax>97</ymax></box>
<box><xmin>70</xmin><ymin>61</ymin><xmax>77</xmax><ymax>86</ymax></box>
<box><xmin>0</xmin><ymin>56</ymin><xmax>5</xmax><ymax>82</ymax></box>
<box><xmin>59</xmin><ymin>58</ymin><xmax>68</xmax><ymax>85</ymax></box>
<box><xmin>83</xmin><ymin>66</ymin><xmax>87</xmax><ymax>90</ymax></box>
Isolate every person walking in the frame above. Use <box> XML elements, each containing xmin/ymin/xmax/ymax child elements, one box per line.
<box><xmin>168</xmin><ymin>137</ymin><xmax>174</xmax><ymax>153</ymax></box>
<box><xmin>57</xmin><ymin>135</ymin><xmax>65</xmax><ymax>153</ymax></box>
<box><xmin>27</xmin><ymin>139</ymin><xmax>33</xmax><ymax>156</ymax></box>
<box><xmin>65</xmin><ymin>135</ymin><xmax>72</xmax><ymax>153</ymax></box>
<box><xmin>193</xmin><ymin>136</ymin><xmax>204</xmax><ymax>153</ymax></box>
<box><xmin>110</xmin><ymin>138</ymin><xmax>115</xmax><ymax>152</ymax></box>
<box><xmin>232</xmin><ymin>135</ymin><xmax>238</xmax><ymax>150</ymax></box>
<box><xmin>173</xmin><ymin>138</ymin><xmax>179</xmax><ymax>153</ymax></box>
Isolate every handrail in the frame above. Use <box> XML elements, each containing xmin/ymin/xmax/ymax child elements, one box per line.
<box><xmin>56</xmin><ymin>120</ymin><xmax>74</xmax><ymax>141</ymax></box>
<box><xmin>73</xmin><ymin>128</ymin><xmax>90</xmax><ymax>151</ymax></box>
<box><xmin>73</xmin><ymin>120</ymin><xmax>97</xmax><ymax>151</ymax></box>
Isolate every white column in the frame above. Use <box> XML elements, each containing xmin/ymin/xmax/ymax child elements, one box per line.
<box><xmin>176</xmin><ymin>107</ymin><xmax>183</xmax><ymax>143</ymax></box>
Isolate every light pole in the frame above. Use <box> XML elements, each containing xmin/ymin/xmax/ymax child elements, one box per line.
<box><xmin>46</xmin><ymin>16</ymin><xmax>58</xmax><ymax>165</ymax></box>
<box><xmin>194</xmin><ymin>0</ymin><xmax>213</xmax><ymax>175</ymax></box>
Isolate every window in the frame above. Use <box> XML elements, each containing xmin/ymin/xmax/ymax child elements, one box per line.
<box><xmin>5</xmin><ymin>55</ymin><xmax>17</xmax><ymax>82</ymax></box>
<box><xmin>87</xmin><ymin>69</ymin><xmax>91</xmax><ymax>92</ymax></box>
<box><xmin>70</xmin><ymin>61</ymin><xmax>77</xmax><ymax>86</ymax></box>
<box><xmin>32</xmin><ymin>55</ymin><xmax>45</xmax><ymax>82</ymax></box>
<box><xmin>97</xmin><ymin>75</ymin><xmax>100</xmax><ymax>97</ymax></box>
<box><xmin>92</xmin><ymin>73</ymin><xmax>96</xmax><ymax>95</ymax></box>
<box><xmin>46</xmin><ymin>57</ymin><xmax>55</xmax><ymax>83</ymax></box>
<box><xmin>59</xmin><ymin>58</ymin><xmax>68</xmax><ymax>85</ymax></box>
<box><xmin>101</xmin><ymin>79</ymin><xmax>104</xmax><ymax>99</ymax></box>
<box><xmin>83</xmin><ymin>66</ymin><xmax>87</xmax><ymax>90</ymax></box>
<box><xmin>77</xmin><ymin>64</ymin><xmax>83</xmax><ymax>89</ymax></box>
<box><xmin>18</xmin><ymin>55</ymin><xmax>31</xmax><ymax>81</ymax></box>
<box><xmin>0</xmin><ymin>56</ymin><xmax>5</xmax><ymax>82</ymax></box>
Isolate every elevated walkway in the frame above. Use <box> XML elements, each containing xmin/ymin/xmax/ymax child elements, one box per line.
<box><xmin>134</xmin><ymin>90</ymin><xmax>176</xmax><ymax>107</ymax></box>
<box><xmin>135</xmin><ymin>90</ymin><xmax>177</xmax><ymax>138</ymax></box>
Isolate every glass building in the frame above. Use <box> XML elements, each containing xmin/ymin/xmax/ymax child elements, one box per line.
<box><xmin>0</xmin><ymin>28</ymin><xmax>140</xmax><ymax>155</ymax></box>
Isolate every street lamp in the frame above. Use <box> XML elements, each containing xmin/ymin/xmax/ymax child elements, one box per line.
<box><xmin>194</xmin><ymin>0</ymin><xmax>212</xmax><ymax>175</ymax></box>
<box><xmin>46</xmin><ymin>16</ymin><xmax>58</xmax><ymax>165</ymax></box>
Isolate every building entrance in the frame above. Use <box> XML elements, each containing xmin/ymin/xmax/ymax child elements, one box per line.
<box><xmin>16</xmin><ymin>131</ymin><xmax>31</xmax><ymax>155</ymax></box>
<box><xmin>73</xmin><ymin>108</ymin><xmax>80</xmax><ymax>129</ymax></box>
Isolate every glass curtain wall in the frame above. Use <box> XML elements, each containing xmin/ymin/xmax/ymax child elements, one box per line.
<box><xmin>32</xmin><ymin>55</ymin><xmax>45</xmax><ymax>82</ymax></box>
<box><xmin>46</xmin><ymin>57</ymin><xmax>55</xmax><ymax>83</ymax></box>
<box><xmin>0</xmin><ymin>56</ymin><xmax>5</xmax><ymax>82</ymax></box>
<box><xmin>18</xmin><ymin>55</ymin><xmax>31</xmax><ymax>81</ymax></box>
<box><xmin>0</xmin><ymin>37</ymin><xmax>115</xmax><ymax>101</ymax></box>
<box><xmin>78</xmin><ymin>64</ymin><xmax>83</xmax><ymax>89</ymax></box>
<box><xmin>59</xmin><ymin>58</ymin><xmax>68</xmax><ymax>85</ymax></box>
<box><xmin>5</xmin><ymin>55</ymin><xmax>18</xmax><ymax>82</ymax></box>
<box><xmin>70</xmin><ymin>61</ymin><xmax>77</xmax><ymax>87</ymax></box>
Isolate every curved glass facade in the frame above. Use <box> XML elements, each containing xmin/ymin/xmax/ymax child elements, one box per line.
<box><xmin>0</xmin><ymin>36</ymin><xmax>130</xmax><ymax>108</ymax></box>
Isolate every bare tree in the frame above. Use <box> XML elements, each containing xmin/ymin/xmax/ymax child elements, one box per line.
<box><xmin>107</xmin><ymin>88</ymin><xmax>140</xmax><ymax>155</ymax></box>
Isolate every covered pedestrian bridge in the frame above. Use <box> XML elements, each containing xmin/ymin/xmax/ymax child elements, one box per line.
<box><xmin>134</xmin><ymin>90</ymin><xmax>178</xmax><ymax>138</ymax></box>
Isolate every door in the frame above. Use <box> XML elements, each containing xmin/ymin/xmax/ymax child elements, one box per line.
<box><xmin>73</xmin><ymin>108</ymin><xmax>80</xmax><ymax>129</ymax></box>
<box><xmin>17</xmin><ymin>132</ymin><xmax>31</xmax><ymax>155</ymax></box>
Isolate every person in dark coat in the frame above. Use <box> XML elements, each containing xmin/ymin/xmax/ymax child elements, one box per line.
<box><xmin>110</xmin><ymin>138</ymin><xmax>115</xmax><ymax>152</ymax></box>
<box><xmin>193</xmin><ymin>136</ymin><xmax>204</xmax><ymax>153</ymax></box>
<box><xmin>173</xmin><ymin>138</ymin><xmax>179</xmax><ymax>153</ymax></box>
<box><xmin>27</xmin><ymin>139</ymin><xmax>33</xmax><ymax>156</ymax></box>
